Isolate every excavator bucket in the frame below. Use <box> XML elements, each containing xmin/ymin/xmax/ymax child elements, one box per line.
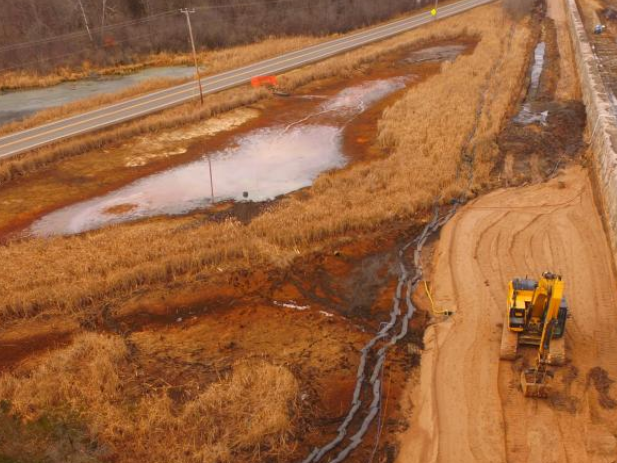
<box><xmin>521</xmin><ymin>369</ymin><xmax>549</xmax><ymax>398</ymax></box>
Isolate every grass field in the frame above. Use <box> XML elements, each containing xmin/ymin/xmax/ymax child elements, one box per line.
<box><xmin>0</xmin><ymin>4</ymin><xmax>531</xmax><ymax>320</ymax></box>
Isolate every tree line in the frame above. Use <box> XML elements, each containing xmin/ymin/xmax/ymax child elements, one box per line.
<box><xmin>0</xmin><ymin>0</ymin><xmax>432</xmax><ymax>73</ymax></box>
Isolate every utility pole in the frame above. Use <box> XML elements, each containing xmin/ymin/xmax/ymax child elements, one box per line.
<box><xmin>208</xmin><ymin>155</ymin><xmax>215</xmax><ymax>203</ymax></box>
<box><xmin>78</xmin><ymin>0</ymin><xmax>94</xmax><ymax>42</ymax></box>
<box><xmin>144</xmin><ymin>0</ymin><xmax>154</xmax><ymax>48</ymax></box>
<box><xmin>102</xmin><ymin>0</ymin><xmax>107</xmax><ymax>30</ymax></box>
<box><xmin>180</xmin><ymin>8</ymin><xmax>204</xmax><ymax>105</ymax></box>
<box><xmin>101</xmin><ymin>0</ymin><xmax>107</xmax><ymax>44</ymax></box>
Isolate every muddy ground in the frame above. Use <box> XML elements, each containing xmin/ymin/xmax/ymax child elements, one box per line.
<box><xmin>0</xmin><ymin>219</ymin><xmax>433</xmax><ymax>462</ymax></box>
<box><xmin>495</xmin><ymin>3</ymin><xmax>585</xmax><ymax>187</ymax></box>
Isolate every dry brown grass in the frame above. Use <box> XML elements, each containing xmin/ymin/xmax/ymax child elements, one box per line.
<box><xmin>0</xmin><ymin>36</ymin><xmax>323</xmax><ymax>93</ymax></box>
<box><xmin>0</xmin><ymin>4</ymin><xmax>532</xmax><ymax>319</ymax></box>
<box><xmin>0</xmin><ymin>333</ymin><xmax>299</xmax><ymax>463</ymax></box>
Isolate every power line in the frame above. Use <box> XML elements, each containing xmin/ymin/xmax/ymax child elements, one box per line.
<box><xmin>0</xmin><ymin>0</ymin><xmax>329</xmax><ymax>56</ymax></box>
<box><xmin>77</xmin><ymin>0</ymin><xmax>94</xmax><ymax>42</ymax></box>
<box><xmin>0</xmin><ymin>10</ymin><xmax>178</xmax><ymax>53</ymax></box>
<box><xmin>0</xmin><ymin>0</ymin><xmax>321</xmax><ymax>54</ymax></box>
<box><xmin>0</xmin><ymin>33</ymin><xmax>153</xmax><ymax>73</ymax></box>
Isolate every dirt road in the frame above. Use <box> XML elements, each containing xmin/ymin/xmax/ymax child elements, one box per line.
<box><xmin>547</xmin><ymin>0</ymin><xmax>579</xmax><ymax>100</ymax></box>
<box><xmin>398</xmin><ymin>167</ymin><xmax>617</xmax><ymax>462</ymax></box>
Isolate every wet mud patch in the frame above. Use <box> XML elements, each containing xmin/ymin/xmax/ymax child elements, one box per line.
<box><xmin>494</xmin><ymin>16</ymin><xmax>586</xmax><ymax>186</ymax></box>
<box><xmin>549</xmin><ymin>365</ymin><xmax>581</xmax><ymax>413</ymax></box>
<box><xmin>0</xmin><ymin>332</ymin><xmax>73</xmax><ymax>373</ymax></box>
<box><xmin>497</xmin><ymin>100</ymin><xmax>586</xmax><ymax>184</ymax></box>
<box><xmin>103</xmin><ymin>203</ymin><xmax>138</xmax><ymax>216</ymax></box>
<box><xmin>588</xmin><ymin>366</ymin><xmax>617</xmax><ymax>409</ymax></box>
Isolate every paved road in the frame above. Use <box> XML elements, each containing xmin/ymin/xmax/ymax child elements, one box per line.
<box><xmin>0</xmin><ymin>0</ymin><xmax>495</xmax><ymax>160</ymax></box>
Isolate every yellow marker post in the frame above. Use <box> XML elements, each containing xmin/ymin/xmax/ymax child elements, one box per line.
<box><xmin>431</xmin><ymin>8</ymin><xmax>437</xmax><ymax>17</ymax></box>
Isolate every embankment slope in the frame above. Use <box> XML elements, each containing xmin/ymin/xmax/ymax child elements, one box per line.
<box><xmin>398</xmin><ymin>167</ymin><xmax>617</xmax><ymax>463</ymax></box>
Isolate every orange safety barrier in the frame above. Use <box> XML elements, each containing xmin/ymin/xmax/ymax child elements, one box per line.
<box><xmin>251</xmin><ymin>75</ymin><xmax>278</xmax><ymax>88</ymax></box>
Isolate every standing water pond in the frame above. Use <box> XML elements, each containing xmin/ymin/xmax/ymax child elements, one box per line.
<box><xmin>21</xmin><ymin>42</ymin><xmax>473</xmax><ymax>237</ymax></box>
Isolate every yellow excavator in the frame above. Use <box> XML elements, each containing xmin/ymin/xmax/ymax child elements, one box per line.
<box><xmin>500</xmin><ymin>272</ymin><xmax>568</xmax><ymax>398</ymax></box>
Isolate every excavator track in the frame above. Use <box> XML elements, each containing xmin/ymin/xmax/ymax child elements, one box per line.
<box><xmin>547</xmin><ymin>335</ymin><xmax>566</xmax><ymax>366</ymax></box>
<box><xmin>500</xmin><ymin>322</ymin><xmax>518</xmax><ymax>361</ymax></box>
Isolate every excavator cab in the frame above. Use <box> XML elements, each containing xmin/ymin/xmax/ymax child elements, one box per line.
<box><xmin>500</xmin><ymin>272</ymin><xmax>568</xmax><ymax>398</ymax></box>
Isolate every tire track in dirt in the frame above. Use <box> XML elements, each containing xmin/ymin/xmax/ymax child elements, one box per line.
<box><xmin>397</xmin><ymin>167</ymin><xmax>617</xmax><ymax>463</ymax></box>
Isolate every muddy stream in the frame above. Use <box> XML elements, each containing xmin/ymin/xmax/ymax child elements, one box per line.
<box><xmin>514</xmin><ymin>40</ymin><xmax>549</xmax><ymax>125</ymax></box>
<box><xmin>13</xmin><ymin>43</ymin><xmax>473</xmax><ymax>237</ymax></box>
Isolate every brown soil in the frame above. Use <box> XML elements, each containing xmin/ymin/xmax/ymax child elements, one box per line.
<box><xmin>397</xmin><ymin>166</ymin><xmax>617</xmax><ymax>462</ymax></box>
<box><xmin>548</xmin><ymin>0</ymin><xmax>581</xmax><ymax>100</ymax></box>
<box><xmin>395</xmin><ymin>5</ymin><xmax>617</xmax><ymax>461</ymax></box>
<box><xmin>589</xmin><ymin>367</ymin><xmax>617</xmax><ymax>409</ymax></box>
<box><xmin>0</xmin><ymin>221</ymin><xmax>429</xmax><ymax>463</ymax></box>
<box><xmin>496</xmin><ymin>100</ymin><xmax>586</xmax><ymax>185</ymax></box>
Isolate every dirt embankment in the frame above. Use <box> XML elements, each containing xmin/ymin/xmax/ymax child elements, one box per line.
<box><xmin>399</xmin><ymin>167</ymin><xmax>617</xmax><ymax>462</ymax></box>
<box><xmin>396</xmin><ymin>1</ymin><xmax>617</xmax><ymax>461</ymax></box>
<box><xmin>496</xmin><ymin>0</ymin><xmax>585</xmax><ymax>187</ymax></box>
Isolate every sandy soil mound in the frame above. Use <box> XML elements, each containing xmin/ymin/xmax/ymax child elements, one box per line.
<box><xmin>398</xmin><ymin>167</ymin><xmax>617</xmax><ymax>463</ymax></box>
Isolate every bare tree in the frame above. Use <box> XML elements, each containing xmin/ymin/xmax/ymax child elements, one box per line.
<box><xmin>1</xmin><ymin>0</ymin><xmax>437</xmax><ymax>73</ymax></box>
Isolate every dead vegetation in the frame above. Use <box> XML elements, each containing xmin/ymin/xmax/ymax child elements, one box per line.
<box><xmin>0</xmin><ymin>5</ymin><xmax>536</xmax><ymax>462</ymax></box>
<box><xmin>1</xmin><ymin>0</ymin><xmax>432</xmax><ymax>76</ymax></box>
<box><xmin>0</xmin><ymin>333</ymin><xmax>299</xmax><ymax>463</ymax></box>
<box><xmin>503</xmin><ymin>0</ymin><xmax>536</xmax><ymax>20</ymax></box>
<box><xmin>0</xmin><ymin>4</ymin><xmax>532</xmax><ymax>319</ymax></box>
<box><xmin>0</xmin><ymin>35</ymin><xmax>321</xmax><ymax>132</ymax></box>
